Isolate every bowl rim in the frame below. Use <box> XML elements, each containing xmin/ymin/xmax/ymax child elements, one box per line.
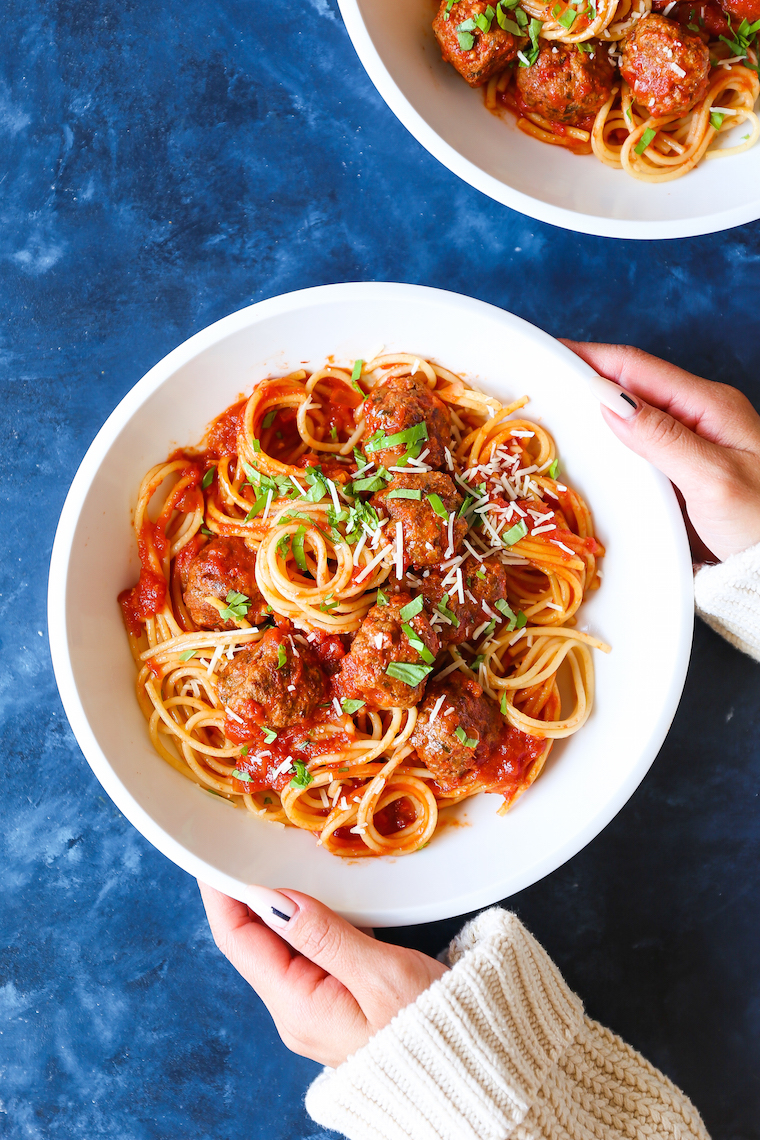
<box><xmin>336</xmin><ymin>0</ymin><xmax>760</xmax><ymax>240</ymax></box>
<box><xmin>48</xmin><ymin>281</ymin><xmax>695</xmax><ymax>924</ymax></box>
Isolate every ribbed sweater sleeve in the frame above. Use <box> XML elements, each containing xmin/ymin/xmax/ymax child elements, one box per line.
<box><xmin>694</xmin><ymin>542</ymin><xmax>760</xmax><ymax>662</ymax></box>
<box><xmin>305</xmin><ymin>909</ymin><xmax>708</xmax><ymax>1140</ymax></box>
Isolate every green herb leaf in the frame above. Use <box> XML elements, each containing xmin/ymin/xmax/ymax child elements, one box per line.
<box><xmin>329</xmin><ymin>423</ymin><xmax>338</xmax><ymax>441</ymax></box>
<box><xmin>557</xmin><ymin>6</ymin><xmax>576</xmax><ymax>27</ymax></box>
<box><xmin>399</xmin><ymin>595</ymin><xmax>424</xmax><ymax>620</ymax></box>
<box><xmin>201</xmin><ymin>526</ymin><xmax>213</xmax><ymax>536</ymax></box>
<box><xmin>458</xmin><ymin>495</ymin><xmax>474</xmax><ymax>519</ymax></box>
<box><xmin>262</xmin><ymin>726</ymin><xmax>277</xmax><ymax>744</ymax></box>
<box><xmin>365</xmin><ymin>421</ymin><xmax>429</xmax><ymax>453</ymax></box>
<box><xmin>457</xmin><ymin>16</ymin><xmax>477</xmax><ymax>29</ymax></box>
<box><xmin>515</xmin><ymin>5</ymin><xmax>529</xmax><ymax>23</ymax></box>
<box><xmin>428</xmin><ymin>493</ymin><xmax>448</xmax><ymax>520</ymax></box>
<box><xmin>402</xmin><ymin>623</ymin><xmax>435</xmax><ymax>664</ymax></box>
<box><xmin>220</xmin><ymin>590</ymin><xmax>251</xmax><ymax>621</ymax></box>
<box><xmin>251</xmin><ymin>438</ymin><xmax>261</xmax><ymax>453</ymax></box>
<box><xmin>240</xmin><ymin>745</ymin><xmax>249</xmax><ymax>756</ymax></box>
<box><xmin>635</xmin><ymin>127</ymin><xmax>656</xmax><ymax>155</ymax></box>
<box><xmin>385</xmin><ymin>661</ymin><xmax>433</xmax><ymax>686</ymax></box>
<box><xmin>710</xmin><ymin>111</ymin><xmax>725</xmax><ymax>130</ymax></box>
<box><xmin>201</xmin><ymin>466</ymin><xmax>215</xmax><ymax>489</ymax></box>
<box><xmin>276</xmin><ymin>532</ymin><xmax>292</xmax><ymax>558</ymax></box>
<box><xmin>351</xmin><ymin>470</ymin><xmax>391</xmax><ymax>493</ymax></box>
<box><xmin>503</xmin><ymin>519</ymin><xmax>528</xmax><ymax>546</ymax></box>
<box><xmin>500</xmin><ymin>15</ymin><xmax>524</xmax><ymax>32</ymax></box>
<box><xmin>277</xmin><ymin>643</ymin><xmax>287</xmax><ymax>670</ymax></box>
<box><xmin>263</xmin><ymin>410</ymin><xmax>277</xmax><ymax>429</ymax></box>
<box><xmin>470</xmin><ymin>654</ymin><xmax>485</xmax><ymax>669</ymax></box>
<box><xmin>436</xmin><ymin>593</ymin><xmax>460</xmax><ymax>627</ymax></box>
<box><xmin>500</xmin><ymin>691</ymin><xmax>508</xmax><ymax>715</ymax></box>
<box><xmin>263</xmin><ymin>796</ymin><xmax>272</xmax><ymax>804</ymax></box>
<box><xmin>351</xmin><ymin>359</ymin><xmax>364</xmax><ymax>382</ymax></box>
<box><xmin>376</xmin><ymin>589</ymin><xmax>389</xmax><ymax>606</ymax></box>
<box><xmin>179</xmin><ymin>649</ymin><xmax>196</xmax><ymax>661</ymax></box>
<box><xmin>244</xmin><ymin>494</ymin><xmax>269</xmax><ymax>522</ymax></box>
<box><xmin>341</xmin><ymin>698</ymin><xmax>366</xmax><ymax>714</ymax></box>
<box><xmin>292</xmin><ymin>525</ymin><xmax>308</xmax><ymax>571</ymax></box>
<box><xmin>548</xmin><ymin>457</ymin><xmax>560</xmax><ymax>479</ymax></box>
<box><xmin>476</xmin><ymin>567</ymin><xmax>486</xmax><ymax>579</ymax></box>
<box><xmin>454</xmin><ymin>725</ymin><xmax>478</xmax><ymax>748</ymax></box>
<box><xmin>516</xmin><ymin>610</ymin><xmax>528</xmax><ymax>628</ymax></box>
<box><xmin>319</xmin><ymin>593</ymin><xmax>338</xmax><ymax>613</ymax></box>
<box><xmin>385</xmin><ymin>488</ymin><xmax>422</xmax><ymax>501</ymax></box>
<box><xmin>231</xmin><ymin>769</ymin><xmax>253</xmax><ymax>782</ymax></box>
<box><xmin>495</xmin><ymin>598</ymin><xmax>518</xmax><ymax>630</ymax></box>
<box><xmin>289</xmin><ymin>759</ymin><xmax>313</xmax><ymax>789</ymax></box>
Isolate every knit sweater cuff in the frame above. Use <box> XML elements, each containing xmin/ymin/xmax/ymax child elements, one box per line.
<box><xmin>694</xmin><ymin>541</ymin><xmax>760</xmax><ymax>662</ymax></box>
<box><xmin>304</xmin><ymin>908</ymin><xmax>584</xmax><ymax>1140</ymax></box>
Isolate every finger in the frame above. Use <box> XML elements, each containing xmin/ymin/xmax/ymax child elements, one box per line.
<box><xmin>562</xmin><ymin>340</ymin><xmax>756</xmax><ymax>449</ymax></box>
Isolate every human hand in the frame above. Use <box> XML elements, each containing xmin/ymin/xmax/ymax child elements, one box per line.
<box><xmin>563</xmin><ymin>341</ymin><xmax>760</xmax><ymax>563</ymax></box>
<box><xmin>198</xmin><ymin>881</ymin><xmax>447</xmax><ymax>1067</ymax></box>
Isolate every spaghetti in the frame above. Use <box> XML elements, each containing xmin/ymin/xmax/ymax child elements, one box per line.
<box><xmin>119</xmin><ymin>355</ymin><xmax>609</xmax><ymax>858</ymax></box>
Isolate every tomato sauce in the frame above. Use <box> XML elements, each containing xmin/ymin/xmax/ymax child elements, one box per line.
<box><xmin>476</xmin><ymin>724</ymin><xmax>548</xmax><ymax>796</ymax></box>
<box><xmin>204</xmin><ymin>400</ymin><xmax>246</xmax><ymax>459</ymax></box>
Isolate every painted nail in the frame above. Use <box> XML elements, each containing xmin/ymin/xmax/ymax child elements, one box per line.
<box><xmin>243</xmin><ymin>884</ymin><xmax>298</xmax><ymax>929</ymax></box>
<box><xmin>585</xmin><ymin>371</ymin><xmax>638</xmax><ymax>420</ymax></box>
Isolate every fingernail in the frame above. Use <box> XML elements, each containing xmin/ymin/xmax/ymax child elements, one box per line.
<box><xmin>243</xmin><ymin>884</ymin><xmax>298</xmax><ymax>929</ymax></box>
<box><xmin>585</xmin><ymin>372</ymin><xmax>639</xmax><ymax>420</ymax></box>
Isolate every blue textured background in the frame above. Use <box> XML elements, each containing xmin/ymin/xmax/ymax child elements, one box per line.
<box><xmin>2</xmin><ymin>0</ymin><xmax>760</xmax><ymax>1136</ymax></box>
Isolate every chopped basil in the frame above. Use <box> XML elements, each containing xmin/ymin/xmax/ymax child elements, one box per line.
<box><xmin>179</xmin><ymin>649</ymin><xmax>196</xmax><ymax>662</ymax></box>
<box><xmin>402</xmin><ymin>623</ymin><xmax>435</xmax><ymax>664</ymax></box>
<box><xmin>201</xmin><ymin>526</ymin><xmax>212</xmax><ymax>536</ymax></box>
<box><xmin>276</xmin><ymin>532</ymin><xmax>292</xmax><ymax>558</ymax></box>
<box><xmin>330</xmin><ymin>423</ymin><xmax>338</xmax><ymax>441</ymax></box>
<box><xmin>351</xmin><ymin>359</ymin><xmax>364</xmax><ymax>382</ymax></box>
<box><xmin>454</xmin><ymin>725</ymin><xmax>478</xmax><ymax>748</ymax></box>
<box><xmin>516</xmin><ymin>611</ymin><xmax>528</xmax><ymax>629</ymax></box>
<box><xmin>558</xmin><ymin>6</ymin><xmax>576</xmax><ymax>27</ymax></box>
<box><xmin>385</xmin><ymin>661</ymin><xmax>433</xmax><ymax>686</ymax></box>
<box><xmin>263</xmin><ymin>797</ymin><xmax>272</xmax><ymax>804</ymax></box>
<box><xmin>710</xmin><ymin>111</ymin><xmax>725</xmax><ymax>130</ymax></box>
<box><xmin>470</xmin><ymin>654</ymin><xmax>485</xmax><ymax>669</ymax></box>
<box><xmin>376</xmin><ymin>589</ymin><xmax>389</xmax><ymax>606</ymax></box>
<box><xmin>351</xmin><ymin>470</ymin><xmax>391</xmax><ymax>493</ymax></box>
<box><xmin>399</xmin><ymin>595</ymin><xmax>424</xmax><ymax>620</ymax></box>
<box><xmin>500</xmin><ymin>691</ymin><xmax>508</xmax><ymax>715</ymax></box>
<box><xmin>481</xmin><ymin>618</ymin><xmax>497</xmax><ymax>639</ymax></box>
<box><xmin>244</xmin><ymin>494</ymin><xmax>269</xmax><ymax>522</ymax></box>
<box><xmin>458</xmin><ymin>495</ymin><xmax>474</xmax><ymax>519</ymax></box>
<box><xmin>262</xmin><ymin>410</ymin><xmax>277</xmax><ymax>429</ymax></box>
<box><xmin>232</xmin><ymin>769</ymin><xmax>253</xmax><ymax>782</ymax></box>
<box><xmin>251</xmin><ymin>438</ymin><xmax>261</xmax><ymax>453</ymax></box>
<box><xmin>501</xmin><ymin>15</ymin><xmax>523</xmax><ymax>32</ymax></box>
<box><xmin>476</xmin><ymin>567</ymin><xmax>486</xmax><ymax>579</ymax></box>
<box><xmin>341</xmin><ymin>698</ymin><xmax>366</xmax><ymax>714</ymax></box>
<box><xmin>457</xmin><ymin>16</ymin><xmax>477</xmax><ymax>29</ymax></box>
<box><xmin>385</xmin><ymin>488</ymin><xmax>422</xmax><ymax>501</ymax></box>
<box><xmin>319</xmin><ymin>593</ymin><xmax>338</xmax><ymax>613</ymax></box>
<box><xmin>428</xmin><ymin>493</ymin><xmax>448</xmax><ymax>520</ymax></box>
<box><xmin>634</xmin><ymin>127</ymin><xmax>656</xmax><ymax>155</ymax></box>
<box><xmin>515</xmin><ymin>4</ymin><xmax>529</xmax><ymax>22</ymax></box>
<box><xmin>503</xmin><ymin>519</ymin><xmax>528</xmax><ymax>546</ymax></box>
<box><xmin>292</xmin><ymin>525</ymin><xmax>308</xmax><ymax>571</ymax></box>
<box><xmin>548</xmin><ymin>457</ymin><xmax>560</xmax><ymax>479</ymax></box>
<box><xmin>290</xmin><ymin>759</ymin><xmax>313</xmax><ymax>789</ymax></box>
<box><xmin>276</xmin><ymin>643</ymin><xmax>287</xmax><ymax>669</ymax></box>
<box><xmin>240</xmin><ymin>745</ymin><xmax>249</xmax><ymax>756</ymax></box>
<box><xmin>201</xmin><ymin>466</ymin><xmax>215</xmax><ymax>489</ymax></box>
<box><xmin>262</xmin><ymin>726</ymin><xmax>277</xmax><ymax>743</ymax></box>
<box><xmin>220</xmin><ymin>590</ymin><xmax>251</xmax><ymax>621</ymax></box>
<box><xmin>365</xmin><ymin>421</ymin><xmax>428</xmax><ymax>453</ymax></box>
<box><xmin>436</xmin><ymin>593</ymin><xmax>460</xmax><ymax>627</ymax></box>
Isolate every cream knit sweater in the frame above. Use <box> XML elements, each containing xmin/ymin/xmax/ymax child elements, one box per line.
<box><xmin>306</xmin><ymin>551</ymin><xmax>759</xmax><ymax>1140</ymax></box>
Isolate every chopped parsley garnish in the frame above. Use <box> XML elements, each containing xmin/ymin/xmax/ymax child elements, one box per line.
<box><xmin>304</xmin><ymin>465</ymin><xmax>328</xmax><ymax>503</ymax></box>
<box><xmin>351</xmin><ymin>359</ymin><xmax>364</xmax><ymax>382</ymax></box>
<box><xmin>220</xmin><ymin>590</ymin><xmax>251</xmax><ymax>622</ymax></box>
<box><xmin>244</xmin><ymin>494</ymin><xmax>269</xmax><ymax>522</ymax></box>
<box><xmin>292</xmin><ymin>525</ymin><xmax>308</xmax><ymax>571</ymax></box>
<box><xmin>251</xmin><ymin>438</ymin><xmax>261</xmax><ymax>453</ymax></box>
<box><xmin>436</xmin><ymin>593</ymin><xmax>460</xmax><ymax>627</ymax></box>
<box><xmin>319</xmin><ymin>593</ymin><xmax>338</xmax><ymax>613</ymax></box>
<box><xmin>276</xmin><ymin>533</ymin><xmax>292</xmax><ymax>558</ymax></box>
<box><xmin>385</xmin><ymin>662</ymin><xmax>433</xmax><ymax>686</ymax></box>
<box><xmin>376</xmin><ymin>589</ymin><xmax>389</xmax><ymax>606</ymax></box>
<box><xmin>720</xmin><ymin>16</ymin><xmax>760</xmax><ymax>61</ymax></box>
<box><xmin>548</xmin><ymin>457</ymin><xmax>560</xmax><ymax>479</ymax></box>
<box><xmin>341</xmin><ymin>698</ymin><xmax>366</xmax><ymax>714</ymax></box>
<box><xmin>558</xmin><ymin>5</ymin><xmax>576</xmax><ymax>27</ymax></box>
<box><xmin>428</xmin><ymin>493</ymin><xmax>448</xmax><ymax>520</ymax></box>
<box><xmin>518</xmin><ymin>18</ymin><xmax>542</xmax><ymax>65</ymax></box>
<box><xmin>458</xmin><ymin>495</ymin><xmax>474</xmax><ymax>519</ymax></box>
<box><xmin>476</xmin><ymin>567</ymin><xmax>486</xmax><ymax>579</ymax></box>
<box><xmin>365</xmin><ymin>421</ymin><xmax>429</xmax><ymax>453</ymax></box>
<box><xmin>262</xmin><ymin>727</ymin><xmax>277</xmax><ymax>744</ymax></box>
<box><xmin>351</xmin><ymin>469</ymin><xmax>391</xmax><ymax>493</ymax></box>
<box><xmin>516</xmin><ymin>611</ymin><xmax>528</xmax><ymax>629</ymax></box>
<box><xmin>240</xmin><ymin>745</ymin><xmax>249</xmax><ymax>756</ymax></box>
<box><xmin>635</xmin><ymin>127</ymin><xmax>656</xmax><ymax>155</ymax></box>
<box><xmin>290</xmin><ymin>759</ymin><xmax>313</xmax><ymax>789</ymax></box>
<box><xmin>262</xmin><ymin>410</ymin><xmax>278</xmax><ymax>429</ymax></box>
<box><xmin>231</xmin><ymin>769</ymin><xmax>253</xmax><ymax>782</ymax></box>
<box><xmin>201</xmin><ymin>466</ymin><xmax>215</xmax><ymax>489</ymax></box>
<box><xmin>179</xmin><ymin>649</ymin><xmax>196</xmax><ymax>662</ymax></box>
<box><xmin>454</xmin><ymin>726</ymin><xmax>478</xmax><ymax>748</ymax></box>
<box><xmin>495</xmin><ymin>598</ymin><xmax>520</xmax><ymax>631</ymax></box>
<box><xmin>500</xmin><ymin>14</ymin><xmax>523</xmax><ymax>33</ymax></box>
<box><xmin>710</xmin><ymin>111</ymin><xmax>724</xmax><ymax>130</ymax></box>
<box><xmin>503</xmin><ymin>519</ymin><xmax>528</xmax><ymax>546</ymax></box>
<box><xmin>399</xmin><ymin>595</ymin><xmax>424</xmax><ymax>620</ymax></box>
<box><xmin>402</xmin><ymin>623</ymin><xmax>436</xmax><ymax>664</ymax></box>
<box><xmin>386</xmin><ymin>488</ymin><xmax>422</xmax><ymax>501</ymax></box>
<box><xmin>500</xmin><ymin>691</ymin><xmax>508</xmax><ymax>715</ymax></box>
<box><xmin>276</xmin><ymin>643</ymin><xmax>287</xmax><ymax>669</ymax></box>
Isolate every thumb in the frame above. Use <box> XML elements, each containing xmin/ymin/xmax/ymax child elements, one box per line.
<box><xmin>243</xmin><ymin>883</ymin><xmax>382</xmax><ymax>992</ymax></box>
<box><xmin>600</xmin><ymin>398</ymin><xmax>724</xmax><ymax>499</ymax></box>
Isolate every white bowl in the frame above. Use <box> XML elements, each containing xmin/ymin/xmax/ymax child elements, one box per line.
<box><xmin>48</xmin><ymin>282</ymin><xmax>693</xmax><ymax>926</ymax></box>
<box><xmin>337</xmin><ymin>0</ymin><xmax>760</xmax><ymax>238</ymax></box>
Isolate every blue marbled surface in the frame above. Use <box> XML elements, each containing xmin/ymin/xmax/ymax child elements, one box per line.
<box><xmin>2</xmin><ymin>0</ymin><xmax>760</xmax><ymax>1136</ymax></box>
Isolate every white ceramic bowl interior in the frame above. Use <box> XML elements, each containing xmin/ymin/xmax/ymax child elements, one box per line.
<box><xmin>48</xmin><ymin>282</ymin><xmax>693</xmax><ymax>926</ymax></box>
<box><xmin>337</xmin><ymin>0</ymin><xmax>760</xmax><ymax>238</ymax></box>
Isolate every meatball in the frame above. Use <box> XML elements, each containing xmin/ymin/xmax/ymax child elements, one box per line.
<box><xmin>620</xmin><ymin>13</ymin><xmax>710</xmax><ymax>118</ymax></box>
<box><xmin>371</xmin><ymin>472</ymin><xmax>467</xmax><ymax>570</ymax></box>
<box><xmin>336</xmin><ymin>595</ymin><xmax>440</xmax><ymax>710</ymax></box>
<box><xmin>410</xmin><ymin>673</ymin><xmax>502</xmax><ymax>790</ymax></box>
<box><xmin>721</xmin><ymin>0</ymin><xmax>760</xmax><ymax>20</ymax></box>
<box><xmin>516</xmin><ymin>40</ymin><xmax>615</xmax><ymax>126</ymax></box>
<box><xmin>217</xmin><ymin>629</ymin><xmax>325</xmax><ymax>728</ymax></box>
<box><xmin>651</xmin><ymin>0</ymin><xmax>730</xmax><ymax>38</ymax></box>
<box><xmin>362</xmin><ymin>376</ymin><xmax>452</xmax><ymax>471</ymax></box>
<box><xmin>433</xmin><ymin>0</ymin><xmax>522</xmax><ymax>87</ymax></box>
<box><xmin>421</xmin><ymin>555</ymin><xmax>508</xmax><ymax>646</ymax></box>
<box><xmin>182</xmin><ymin>537</ymin><xmax>268</xmax><ymax>631</ymax></box>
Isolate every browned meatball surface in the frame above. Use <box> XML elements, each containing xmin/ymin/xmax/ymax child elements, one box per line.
<box><xmin>410</xmin><ymin>673</ymin><xmax>503</xmax><ymax>790</ymax></box>
<box><xmin>421</xmin><ymin>555</ymin><xmax>508</xmax><ymax>645</ymax></box>
<box><xmin>620</xmin><ymin>13</ymin><xmax>710</xmax><ymax>117</ymax></box>
<box><xmin>516</xmin><ymin>40</ymin><xmax>615</xmax><ymax>126</ymax></box>
<box><xmin>372</xmin><ymin>472</ymin><xmax>467</xmax><ymax>570</ymax></box>
<box><xmin>433</xmin><ymin>0</ymin><xmax>522</xmax><ymax>87</ymax></box>
<box><xmin>182</xmin><ymin>537</ymin><xmax>268</xmax><ymax>631</ymax></box>
<box><xmin>651</xmin><ymin>0</ymin><xmax>730</xmax><ymax>38</ymax></box>
<box><xmin>720</xmin><ymin>0</ymin><xmax>760</xmax><ymax>20</ymax></box>
<box><xmin>217</xmin><ymin>629</ymin><xmax>325</xmax><ymax>727</ymax></box>
<box><xmin>362</xmin><ymin>376</ymin><xmax>452</xmax><ymax>471</ymax></box>
<box><xmin>336</xmin><ymin>595</ymin><xmax>440</xmax><ymax>710</ymax></box>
